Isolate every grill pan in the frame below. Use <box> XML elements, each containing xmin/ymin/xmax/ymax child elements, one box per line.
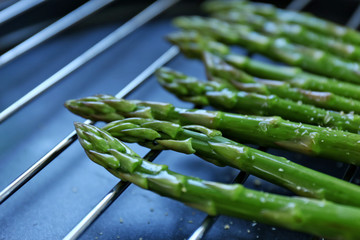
<box><xmin>1</xmin><ymin>0</ymin><xmax>360</xmax><ymax>239</ymax></box>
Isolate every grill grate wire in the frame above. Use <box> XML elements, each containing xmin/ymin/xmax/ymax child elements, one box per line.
<box><xmin>0</xmin><ymin>0</ymin><xmax>178</xmax><ymax>123</ymax></box>
<box><xmin>0</xmin><ymin>0</ymin><xmax>44</xmax><ymax>26</ymax></box>
<box><xmin>0</xmin><ymin>0</ymin><xmax>179</xmax><ymax>204</ymax></box>
<box><xmin>1</xmin><ymin>0</ymin><xmax>360</xmax><ymax>239</ymax></box>
<box><xmin>186</xmin><ymin>1</ymin><xmax>312</xmax><ymax>238</ymax></box>
<box><xmin>0</xmin><ymin>0</ymin><xmax>114</xmax><ymax>68</ymax></box>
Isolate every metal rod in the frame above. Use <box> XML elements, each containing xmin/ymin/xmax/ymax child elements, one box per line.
<box><xmin>0</xmin><ymin>120</ymin><xmax>91</xmax><ymax>204</ymax></box>
<box><xmin>187</xmin><ymin>0</ymin><xmax>312</xmax><ymax>238</ymax></box>
<box><xmin>0</xmin><ymin>0</ymin><xmax>44</xmax><ymax>25</ymax></box>
<box><xmin>342</xmin><ymin>165</ymin><xmax>357</xmax><ymax>182</ymax></box>
<box><xmin>232</xmin><ymin>171</ymin><xmax>250</xmax><ymax>184</ymax></box>
<box><xmin>187</xmin><ymin>216</ymin><xmax>218</xmax><ymax>240</ymax></box>
<box><xmin>115</xmin><ymin>46</ymin><xmax>180</xmax><ymax>98</ymax></box>
<box><xmin>0</xmin><ymin>46</ymin><xmax>179</xmax><ymax>204</ymax></box>
<box><xmin>187</xmin><ymin>170</ymin><xmax>249</xmax><ymax>240</ymax></box>
<box><xmin>311</xmin><ymin>1</ymin><xmax>360</xmax><ymax>236</ymax></box>
<box><xmin>339</xmin><ymin>3</ymin><xmax>360</xmax><ymax>184</ymax></box>
<box><xmin>0</xmin><ymin>0</ymin><xmax>179</xmax><ymax>124</ymax></box>
<box><xmin>347</xmin><ymin>4</ymin><xmax>360</xmax><ymax>29</ymax></box>
<box><xmin>286</xmin><ymin>0</ymin><xmax>311</xmax><ymax>11</ymax></box>
<box><xmin>63</xmin><ymin>150</ymin><xmax>161</xmax><ymax>240</ymax></box>
<box><xmin>0</xmin><ymin>0</ymin><xmax>114</xmax><ymax>68</ymax></box>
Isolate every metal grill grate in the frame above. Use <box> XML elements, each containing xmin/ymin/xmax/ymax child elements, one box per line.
<box><xmin>1</xmin><ymin>0</ymin><xmax>360</xmax><ymax>239</ymax></box>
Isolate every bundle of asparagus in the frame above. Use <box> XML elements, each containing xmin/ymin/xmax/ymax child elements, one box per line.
<box><xmin>203</xmin><ymin>0</ymin><xmax>360</xmax><ymax>46</ymax></box>
<box><xmin>168</xmin><ymin>31</ymin><xmax>360</xmax><ymax>101</ymax></box>
<box><xmin>99</xmin><ymin>117</ymin><xmax>360</xmax><ymax>206</ymax></box>
<box><xmin>173</xmin><ymin>16</ymin><xmax>360</xmax><ymax>84</ymax></box>
<box><xmin>66</xmin><ymin>1</ymin><xmax>360</xmax><ymax>238</ymax></box>
<box><xmin>74</xmin><ymin>122</ymin><xmax>360</xmax><ymax>239</ymax></box>
<box><xmin>203</xmin><ymin>52</ymin><xmax>360</xmax><ymax>113</ymax></box>
<box><xmin>211</xmin><ymin>10</ymin><xmax>360</xmax><ymax>62</ymax></box>
<box><xmin>156</xmin><ymin>67</ymin><xmax>360</xmax><ymax>133</ymax></box>
<box><xmin>65</xmin><ymin>95</ymin><xmax>360</xmax><ymax>165</ymax></box>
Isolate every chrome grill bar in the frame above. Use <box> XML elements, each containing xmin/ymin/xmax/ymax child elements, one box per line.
<box><xmin>0</xmin><ymin>0</ymin><xmax>114</xmax><ymax>68</ymax></box>
<box><xmin>115</xmin><ymin>46</ymin><xmax>180</xmax><ymax>99</ymax></box>
<box><xmin>340</xmin><ymin>1</ymin><xmax>360</xmax><ymax>184</ymax></box>
<box><xmin>0</xmin><ymin>125</ymin><xmax>87</xmax><ymax>204</ymax></box>
<box><xmin>186</xmin><ymin>0</ymin><xmax>312</xmax><ymax>238</ymax></box>
<box><xmin>285</xmin><ymin>0</ymin><xmax>311</xmax><ymax>11</ymax></box>
<box><xmin>62</xmin><ymin>46</ymin><xmax>179</xmax><ymax>239</ymax></box>
<box><xmin>346</xmin><ymin>3</ymin><xmax>360</xmax><ymax>28</ymax></box>
<box><xmin>63</xmin><ymin>150</ymin><xmax>162</xmax><ymax>240</ymax></box>
<box><xmin>2</xmin><ymin>0</ymin><xmax>360</xmax><ymax>239</ymax></box>
<box><xmin>0</xmin><ymin>0</ymin><xmax>179</xmax><ymax>124</ymax></box>
<box><xmin>187</xmin><ymin>216</ymin><xmax>217</xmax><ymax>240</ymax></box>
<box><xmin>0</xmin><ymin>1</ymin><xmax>179</xmax><ymax>204</ymax></box>
<box><xmin>0</xmin><ymin>0</ymin><xmax>44</xmax><ymax>25</ymax></box>
<box><xmin>187</xmin><ymin>171</ymin><xmax>250</xmax><ymax>240</ymax></box>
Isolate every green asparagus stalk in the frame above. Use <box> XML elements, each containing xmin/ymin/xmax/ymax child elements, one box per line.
<box><xmin>203</xmin><ymin>0</ymin><xmax>360</xmax><ymax>46</ymax></box>
<box><xmin>202</xmin><ymin>0</ymin><xmax>248</xmax><ymax>13</ymax></box>
<box><xmin>211</xmin><ymin>10</ymin><xmax>360</xmax><ymax>62</ymax></box>
<box><xmin>203</xmin><ymin>52</ymin><xmax>360</xmax><ymax>114</ymax></box>
<box><xmin>157</xmin><ymin>67</ymin><xmax>360</xmax><ymax>133</ymax></box>
<box><xmin>65</xmin><ymin>95</ymin><xmax>360</xmax><ymax>165</ymax></box>
<box><xmin>100</xmin><ymin>117</ymin><xmax>360</xmax><ymax>207</ymax></box>
<box><xmin>75</xmin><ymin>121</ymin><xmax>360</xmax><ymax>240</ymax></box>
<box><xmin>173</xmin><ymin>16</ymin><xmax>360</xmax><ymax>84</ymax></box>
<box><xmin>168</xmin><ymin>31</ymin><xmax>360</xmax><ymax>101</ymax></box>
<box><xmin>202</xmin><ymin>0</ymin><xmax>250</xmax><ymax>13</ymax></box>
<box><xmin>166</xmin><ymin>31</ymin><xmax>230</xmax><ymax>59</ymax></box>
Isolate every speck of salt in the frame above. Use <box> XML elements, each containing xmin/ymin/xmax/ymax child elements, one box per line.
<box><xmin>253</xmin><ymin>179</ymin><xmax>262</xmax><ymax>187</ymax></box>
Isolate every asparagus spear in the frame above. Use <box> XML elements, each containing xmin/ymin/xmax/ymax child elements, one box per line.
<box><xmin>65</xmin><ymin>95</ymin><xmax>360</xmax><ymax>165</ymax></box>
<box><xmin>211</xmin><ymin>10</ymin><xmax>360</xmax><ymax>62</ymax></box>
<box><xmin>100</xmin><ymin>117</ymin><xmax>360</xmax><ymax>207</ymax></box>
<box><xmin>166</xmin><ymin>31</ymin><xmax>230</xmax><ymax>59</ymax></box>
<box><xmin>203</xmin><ymin>52</ymin><xmax>360</xmax><ymax>113</ymax></box>
<box><xmin>157</xmin><ymin>67</ymin><xmax>360</xmax><ymax>133</ymax></box>
<box><xmin>173</xmin><ymin>17</ymin><xmax>360</xmax><ymax>84</ymax></box>
<box><xmin>168</xmin><ymin>31</ymin><xmax>360</xmax><ymax>101</ymax></box>
<box><xmin>75</xmin><ymin>121</ymin><xmax>360</xmax><ymax>240</ymax></box>
<box><xmin>203</xmin><ymin>0</ymin><xmax>360</xmax><ymax>46</ymax></box>
<box><xmin>201</xmin><ymin>0</ymin><xmax>248</xmax><ymax>13</ymax></box>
